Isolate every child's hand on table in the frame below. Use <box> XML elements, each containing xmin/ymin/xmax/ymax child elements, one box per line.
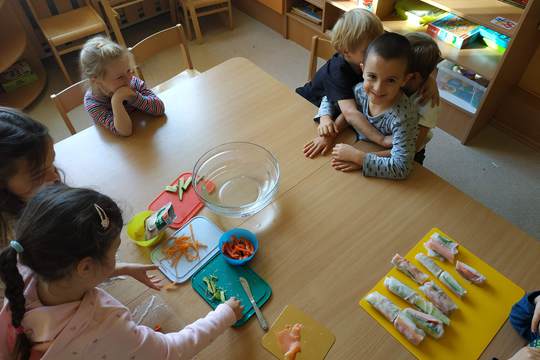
<box><xmin>508</xmin><ymin>346</ymin><xmax>540</xmax><ymax>360</ymax></box>
<box><xmin>331</xmin><ymin>144</ymin><xmax>365</xmax><ymax>172</ymax></box>
<box><xmin>115</xmin><ymin>263</ymin><xmax>163</xmax><ymax>290</ymax></box>
<box><xmin>304</xmin><ymin>135</ymin><xmax>336</xmax><ymax>158</ymax></box>
<box><xmin>112</xmin><ymin>86</ymin><xmax>136</xmax><ymax>104</ymax></box>
<box><xmin>225</xmin><ymin>297</ymin><xmax>244</xmax><ymax>320</ymax></box>
<box><xmin>318</xmin><ymin>115</ymin><xmax>339</xmax><ymax>137</ymax></box>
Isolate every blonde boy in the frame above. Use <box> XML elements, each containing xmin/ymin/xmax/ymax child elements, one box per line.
<box><xmin>298</xmin><ymin>9</ymin><xmax>390</xmax><ymax>156</ymax></box>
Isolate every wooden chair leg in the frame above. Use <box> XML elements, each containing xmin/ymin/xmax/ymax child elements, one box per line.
<box><xmin>188</xmin><ymin>5</ymin><xmax>203</xmax><ymax>43</ymax></box>
<box><xmin>50</xmin><ymin>44</ymin><xmax>72</xmax><ymax>84</ymax></box>
<box><xmin>51</xmin><ymin>95</ymin><xmax>77</xmax><ymax>135</ymax></box>
<box><xmin>182</xmin><ymin>3</ymin><xmax>192</xmax><ymax>40</ymax></box>
<box><xmin>169</xmin><ymin>0</ymin><xmax>177</xmax><ymax>24</ymax></box>
<box><xmin>228</xmin><ymin>0</ymin><xmax>233</xmax><ymax>30</ymax></box>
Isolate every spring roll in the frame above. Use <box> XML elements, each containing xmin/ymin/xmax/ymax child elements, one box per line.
<box><xmin>439</xmin><ymin>271</ymin><xmax>467</xmax><ymax>297</ymax></box>
<box><xmin>419</xmin><ymin>281</ymin><xmax>458</xmax><ymax>315</ymax></box>
<box><xmin>415</xmin><ymin>253</ymin><xmax>443</xmax><ymax>277</ymax></box>
<box><xmin>402</xmin><ymin>308</ymin><xmax>444</xmax><ymax>339</ymax></box>
<box><xmin>394</xmin><ymin>311</ymin><xmax>426</xmax><ymax>345</ymax></box>
<box><xmin>365</xmin><ymin>292</ymin><xmax>400</xmax><ymax>323</ymax></box>
<box><xmin>384</xmin><ymin>276</ymin><xmax>450</xmax><ymax>325</ymax></box>
<box><xmin>456</xmin><ymin>261</ymin><xmax>486</xmax><ymax>284</ymax></box>
<box><xmin>391</xmin><ymin>254</ymin><xmax>429</xmax><ymax>285</ymax></box>
<box><xmin>424</xmin><ymin>233</ymin><xmax>459</xmax><ymax>263</ymax></box>
<box><xmin>426</xmin><ymin>248</ymin><xmax>446</xmax><ymax>261</ymax></box>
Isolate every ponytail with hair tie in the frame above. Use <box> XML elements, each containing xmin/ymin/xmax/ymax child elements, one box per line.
<box><xmin>0</xmin><ymin>243</ymin><xmax>31</xmax><ymax>360</ymax></box>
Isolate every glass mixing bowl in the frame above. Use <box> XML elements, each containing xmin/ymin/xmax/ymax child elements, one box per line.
<box><xmin>193</xmin><ymin>142</ymin><xmax>280</xmax><ymax>217</ymax></box>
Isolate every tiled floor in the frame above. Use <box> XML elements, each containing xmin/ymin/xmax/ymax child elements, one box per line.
<box><xmin>25</xmin><ymin>9</ymin><xmax>540</xmax><ymax>240</ymax></box>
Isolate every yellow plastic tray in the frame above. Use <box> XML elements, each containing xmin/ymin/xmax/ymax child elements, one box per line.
<box><xmin>359</xmin><ymin>228</ymin><xmax>524</xmax><ymax>360</ymax></box>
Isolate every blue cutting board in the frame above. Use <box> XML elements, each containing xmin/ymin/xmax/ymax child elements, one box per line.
<box><xmin>192</xmin><ymin>253</ymin><xmax>272</xmax><ymax>327</ymax></box>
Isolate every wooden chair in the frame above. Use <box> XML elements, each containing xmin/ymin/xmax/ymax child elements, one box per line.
<box><xmin>177</xmin><ymin>0</ymin><xmax>233</xmax><ymax>43</ymax></box>
<box><xmin>25</xmin><ymin>1</ymin><xmax>110</xmax><ymax>84</ymax></box>
<box><xmin>129</xmin><ymin>24</ymin><xmax>199</xmax><ymax>90</ymax></box>
<box><xmin>50</xmin><ymin>80</ymin><xmax>88</xmax><ymax>135</ymax></box>
<box><xmin>308</xmin><ymin>35</ymin><xmax>335</xmax><ymax>81</ymax></box>
<box><xmin>96</xmin><ymin>0</ymin><xmax>131</xmax><ymax>48</ymax></box>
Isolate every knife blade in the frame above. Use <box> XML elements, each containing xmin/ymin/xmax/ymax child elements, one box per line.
<box><xmin>239</xmin><ymin>276</ymin><xmax>268</xmax><ymax>331</ymax></box>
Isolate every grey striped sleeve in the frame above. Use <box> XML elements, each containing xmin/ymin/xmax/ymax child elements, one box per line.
<box><xmin>314</xmin><ymin>96</ymin><xmax>340</xmax><ymax>121</ymax></box>
<box><xmin>362</xmin><ymin>104</ymin><xmax>419</xmax><ymax>179</ymax></box>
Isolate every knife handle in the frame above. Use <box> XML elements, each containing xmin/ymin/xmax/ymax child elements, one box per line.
<box><xmin>252</xmin><ymin>300</ymin><xmax>269</xmax><ymax>331</ymax></box>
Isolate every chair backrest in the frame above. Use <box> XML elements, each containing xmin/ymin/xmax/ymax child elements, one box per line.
<box><xmin>50</xmin><ymin>79</ymin><xmax>89</xmax><ymax>135</ymax></box>
<box><xmin>129</xmin><ymin>24</ymin><xmax>194</xmax><ymax>82</ymax></box>
<box><xmin>308</xmin><ymin>35</ymin><xmax>335</xmax><ymax>81</ymax></box>
<box><xmin>25</xmin><ymin>0</ymin><xmax>94</xmax><ymax>20</ymax></box>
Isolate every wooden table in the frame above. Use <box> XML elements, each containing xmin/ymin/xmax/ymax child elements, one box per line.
<box><xmin>55</xmin><ymin>57</ymin><xmax>540</xmax><ymax>359</ymax></box>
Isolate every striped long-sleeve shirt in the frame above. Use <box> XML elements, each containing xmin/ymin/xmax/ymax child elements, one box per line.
<box><xmin>317</xmin><ymin>83</ymin><xmax>419</xmax><ymax>179</ymax></box>
<box><xmin>84</xmin><ymin>76</ymin><xmax>165</xmax><ymax>135</ymax></box>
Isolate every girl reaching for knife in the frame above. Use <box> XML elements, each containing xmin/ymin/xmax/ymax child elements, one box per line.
<box><xmin>0</xmin><ymin>184</ymin><xmax>243</xmax><ymax>360</ymax></box>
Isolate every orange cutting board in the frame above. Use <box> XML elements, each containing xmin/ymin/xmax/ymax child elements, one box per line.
<box><xmin>262</xmin><ymin>305</ymin><xmax>335</xmax><ymax>360</ymax></box>
<box><xmin>359</xmin><ymin>228</ymin><xmax>524</xmax><ymax>360</ymax></box>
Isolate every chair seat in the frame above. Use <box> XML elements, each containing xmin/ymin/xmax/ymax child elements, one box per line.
<box><xmin>40</xmin><ymin>7</ymin><xmax>107</xmax><ymax>46</ymax></box>
<box><xmin>153</xmin><ymin>69</ymin><xmax>201</xmax><ymax>94</ymax></box>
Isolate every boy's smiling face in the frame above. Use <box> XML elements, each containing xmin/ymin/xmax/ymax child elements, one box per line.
<box><xmin>362</xmin><ymin>53</ymin><xmax>411</xmax><ymax>106</ymax></box>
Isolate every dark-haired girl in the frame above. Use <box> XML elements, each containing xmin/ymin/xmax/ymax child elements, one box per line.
<box><xmin>0</xmin><ymin>185</ymin><xmax>243</xmax><ymax>359</ymax></box>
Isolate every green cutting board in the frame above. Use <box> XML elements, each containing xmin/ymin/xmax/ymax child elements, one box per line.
<box><xmin>192</xmin><ymin>253</ymin><xmax>272</xmax><ymax>327</ymax></box>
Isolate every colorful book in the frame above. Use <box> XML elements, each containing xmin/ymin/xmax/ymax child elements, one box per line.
<box><xmin>479</xmin><ymin>26</ymin><xmax>510</xmax><ymax>53</ymax></box>
<box><xmin>427</xmin><ymin>13</ymin><xmax>481</xmax><ymax>49</ymax></box>
<box><xmin>395</xmin><ymin>0</ymin><xmax>447</xmax><ymax>26</ymax></box>
<box><xmin>291</xmin><ymin>4</ymin><xmax>322</xmax><ymax>24</ymax></box>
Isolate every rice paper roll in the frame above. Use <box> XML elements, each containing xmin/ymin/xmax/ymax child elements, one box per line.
<box><xmin>402</xmin><ymin>308</ymin><xmax>444</xmax><ymax>339</ymax></box>
<box><xmin>365</xmin><ymin>291</ymin><xmax>400</xmax><ymax>323</ymax></box>
<box><xmin>419</xmin><ymin>281</ymin><xmax>458</xmax><ymax>315</ymax></box>
<box><xmin>425</xmin><ymin>233</ymin><xmax>459</xmax><ymax>263</ymax></box>
<box><xmin>393</xmin><ymin>311</ymin><xmax>426</xmax><ymax>345</ymax></box>
<box><xmin>426</xmin><ymin>247</ymin><xmax>446</xmax><ymax>261</ymax></box>
<box><xmin>411</xmin><ymin>294</ymin><xmax>451</xmax><ymax>326</ymax></box>
<box><xmin>391</xmin><ymin>254</ymin><xmax>429</xmax><ymax>285</ymax></box>
<box><xmin>456</xmin><ymin>261</ymin><xmax>486</xmax><ymax>285</ymax></box>
<box><xmin>384</xmin><ymin>276</ymin><xmax>450</xmax><ymax>325</ymax></box>
<box><xmin>415</xmin><ymin>253</ymin><xmax>443</xmax><ymax>277</ymax></box>
<box><xmin>439</xmin><ymin>271</ymin><xmax>467</xmax><ymax>297</ymax></box>
<box><xmin>384</xmin><ymin>276</ymin><xmax>416</xmax><ymax>301</ymax></box>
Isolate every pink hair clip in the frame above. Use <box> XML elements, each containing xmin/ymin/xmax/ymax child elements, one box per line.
<box><xmin>14</xmin><ymin>326</ymin><xmax>24</xmax><ymax>335</ymax></box>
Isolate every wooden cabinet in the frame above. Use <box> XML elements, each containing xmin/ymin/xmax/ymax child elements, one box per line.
<box><xmin>258</xmin><ymin>0</ymin><xmax>284</xmax><ymax>14</ymax></box>
<box><xmin>278</xmin><ymin>0</ymin><xmax>540</xmax><ymax>148</ymax></box>
<box><xmin>519</xmin><ymin>44</ymin><xmax>540</xmax><ymax>98</ymax></box>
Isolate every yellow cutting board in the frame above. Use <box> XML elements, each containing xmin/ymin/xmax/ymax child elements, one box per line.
<box><xmin>261</xmin><ymin>305</ymin><xmax>336</xmax><ymax>360</ymax></box>
<box><xmin>359</xmin><ymin>228</ymin><xmax>525</xmax><ymax>360</ymax></box>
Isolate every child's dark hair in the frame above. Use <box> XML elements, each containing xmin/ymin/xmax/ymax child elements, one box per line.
<box><xmin>406</xmin><ymin>32</ymin><xmax>441</xmax><ymax>80</ymax></box>
<box><xmin>0</xmin><ymin>184</ymin><xmax>123</xmax><ymax>360</ymax></box>
<box><xmin>0</xmin><ymin>107</ymin><xmax>51</xmax><ymax>246</ymax></box>
<box><xmin>364</xmin><ymin>32</ymin><xmax>413</xmax><ymax>73</ymax></box>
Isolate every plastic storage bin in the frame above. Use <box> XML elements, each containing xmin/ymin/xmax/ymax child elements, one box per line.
<box><xmin>436</xmin><ymin>60</ymin><xmax>487</xmax><ymax>114</ymax></box>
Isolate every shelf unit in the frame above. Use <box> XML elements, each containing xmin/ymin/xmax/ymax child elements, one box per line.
<box><xmin>0</xmin><ymin>0</ymin><xmax>46</xmax><ymax>109</ymax></box>
<box><xmin>281</xmin><ymin>0</ymin><xmax>540</xmax><ymax>145</ymax></box>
